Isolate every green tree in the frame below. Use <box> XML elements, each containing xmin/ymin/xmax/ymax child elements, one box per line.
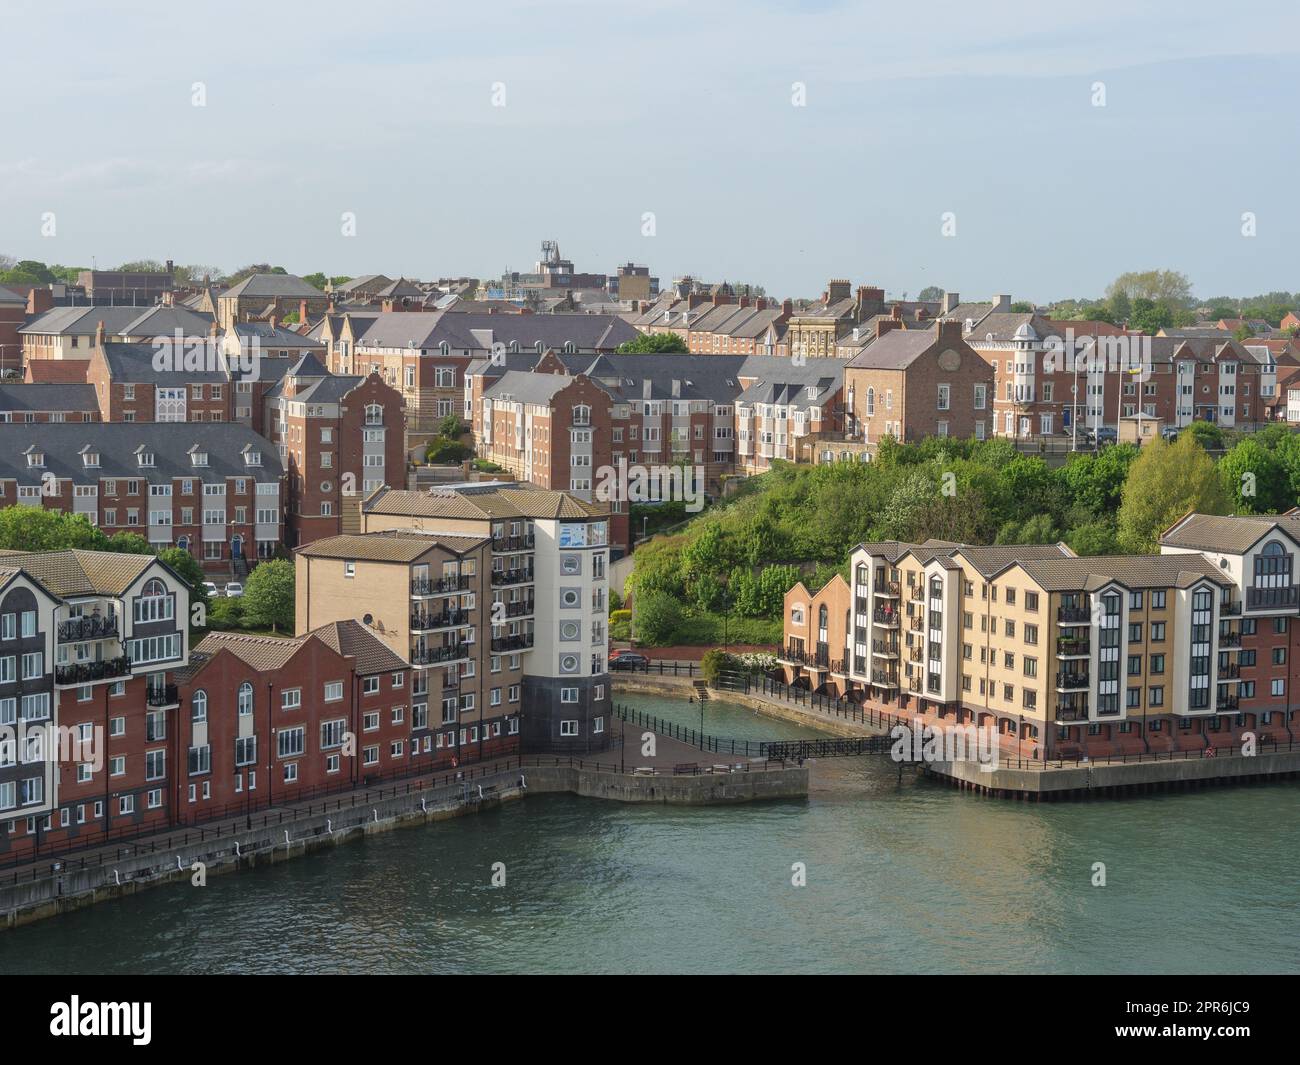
<box><xmin>241</xmin><ymin>559</ymin><xmax>295</xmax><ymax>632</ymax></box>
<box><xmin>0</xmin><ymin>508</ymin><xmax>103</xmax><ymax>551</ymax></box>
<box><xmin>103</xmin><ymin>531</ymin><xmax>153</xmax><ymax>554</ymax></box>
<box><xmin>1117</xmin><ymin>435</ymin><xmax>1230</xmax><ymax>551</ymax></box>
<box><xmin>615</xmin><ymin>332</ymin><xmax>689</xmax><ymax>354</ymax></box>
<box><xmin>1219</xmin><ymin>438</ymin><xmax>1285</xmax><ymax>513</ymax></box>
<box><xmin>438</xmin><ymin>413</ymin><xmax>466</xmax><ymax>438</ymax></box>
<box><xmin>634</xmin><ymin>591</ymin><xmax>682</xmax><ymax>645</ymax></box>
<box><xmin>1066</xmin><ymin>520</ymin><xmax>1120</xmax><ymax>556</ymax></box>
<box><xmin>1183</xmin><ymin>421</ymin><xmax>1225</xmax><ymax>451</ymax></box>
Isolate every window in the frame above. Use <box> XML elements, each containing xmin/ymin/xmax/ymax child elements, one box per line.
<box><xmin>560</xmin><ymin>720</ymin><xmax>579</xmax><ymax>736</ymax></box>
<box><xmin>281</xmin><ymin>688</ymin><xmax>302</xmax><ymax>710</ymax></box>
<box><xmin>277</xmin><ymin>727</ymin><xmax>305</xmax><ymax>759</ymax></box>
<box><xmin>324</xmin><ymin>681</ymin><xmax>344</xmax><ymax>702</ymax></box>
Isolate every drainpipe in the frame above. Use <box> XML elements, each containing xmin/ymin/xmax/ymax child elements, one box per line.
<box><xmin>266</xmin><ymin>680</ymin><xmax>274</xmax><ymax>810</ymax></box>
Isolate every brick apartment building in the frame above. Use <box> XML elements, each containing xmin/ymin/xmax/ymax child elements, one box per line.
<box><xmin>264</xmin><ymin>353</ymin><xmax>406</xmax><ymax>547</ymax></box>
<box><xmin>0</xmin><ymin>548</ymin><xmax>190</xmax><ymax>863</ymax></box>
<box><xmin>844</xmin><ymin>318</ymin><xmax>993</xmax><ymax>444</ymax></box>
<box><xmin>0</xmin><ymin>285</ymin><xmax>25</xmax><ymax>374</ymax></box>
<box><xmin>216</xmin><ymin>273</ymin><xmax>329</xmax><ymax>331</ymax></box>
<box><xmin>295</xmin><ymin>483</ymin><xmax>612</xmax><ymax>752</ymax></box>
<box><xmin>0</xmin><ymin>422</ymin><xmax>285</xmax><ymax>578</ymax></box>
<box><xmin>0</xmin><ymin>384</ymin><xmax>99</xmax><ymax>423</ymax></box>
<box><xmin>779</xmin><ymin>512</ymin><xmax>1300</xmax><ymax>762</ymax></box>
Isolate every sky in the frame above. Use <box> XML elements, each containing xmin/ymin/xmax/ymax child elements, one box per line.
<box><xmin>2</xmin><ymin>0</ymin><xmax>1299</xmax><ymax>303</ymax></box>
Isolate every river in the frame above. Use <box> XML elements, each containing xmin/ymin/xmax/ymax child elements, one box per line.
<box><xmin>1</xmin><ymin>692</ymin><xmax>1296</xmax><ymax>974</ymax></box>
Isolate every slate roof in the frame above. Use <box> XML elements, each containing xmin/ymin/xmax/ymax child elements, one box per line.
<box><xmin>220</xmin><ymin>274</ymin><xmax>326</xmax><ymax>300</ymax></box>
<box><xmin>310</xmin><ymin>618</ymin><xmax>408</xmax><ymax>675</ymax></box>
<box><xmin>363</xmin><ymin>485</ymin><xmax>604</xmax><ymax>521</ymax></box>
<box><xmin>846</xmin><ymin>328</ymin><xmax>939</xmax><ymax>370</ymax></box>
<box><xmin>101</xmin><ymin>343</ymin><xmax>229</xmax><ymax>384</ymax></box>
<box><xmin>354</xmin><ymin>311</ymin><xmax>637</xmax><ymax>353</ymax></box>
<box><xmin>297</xmin><ymin>531</ymin><xmax>487</xmax><ymax>562</ymax></box>
<box><xmin>0</xmin><ymin>423</ymin><xmax>282</xmax><ymax>482</ymax></box>
<box><xmin>0</xmin><ymin>383</ymin><xmax>98</xmax><ymax>412</ymax></box>
<box><xmin>1016</xmin><ymin>554</ymin><xmax>1232</xmax><ymax>592</ymax></box>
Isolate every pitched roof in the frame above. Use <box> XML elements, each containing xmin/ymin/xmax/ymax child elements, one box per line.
<box><xmin>220</xmin><ymin>274</ymin><xmax>326</xmax><ymax>300</ymax></box>
<box><xmin>0</xmin><ymin>383</ymin><xmax>98</xmax><ymax>412</ymax></box>
<box><xmin>363</xmin><ymin>484</ymin><xmax>604</xmax><ymax>521</ymax></box>
<box><xmin>7</xmin><ymin>549</ymin><xmax>157</xmax><ymax>597</ymax></box>
<box><xmin>310</xmin><ymin>618</ymin><xmax>408</xmax><ymax>674</ymax></box>
<box><xmin>846</xmin><ymin>328</ymin><xmax>938</xmax><ymax>370</ymax></box>
<box><xmin>296</xmin><ymin>530</ymin><xmax>487</xmax><ymax>562</ymax></box>
<box><xmin>193</xmin><ymin>631</ymin><xmax>308</xmax><ymax>671</ymax></box>
<box><xmin>1016</xmin><ymin>554</ymin><xmax>1232</xmax><ymax>592</ymax></box>
<box><xmin>1160</xmin><ymin>512</ymin><xmax>1300</xmax><ymax>554</ymax></box>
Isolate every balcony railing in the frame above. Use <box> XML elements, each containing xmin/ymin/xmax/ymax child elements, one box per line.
<box><xmin>491</xmin><ymin>534</ymin><xmax>535</xmax><ymax>552</ymax></box>
<box><xmin>58</xmin><ymin>616</ymin><xmax>119</xmax><ymax>643</ymax></box>
<box><xmin>909</xmin><ymin>616</ymin><xmax>924</xmax><ymax>632</ymax></box>
<box><xmin>1220</xmin><ymin>601</ymin><xmax>1242</xmax><ymax>617</ymax></box>
<box><xmin>1056</xmin><ymin>639</ymin><xmax>1090</xmax><ymax>656</ymax></box>
<box><xmin>411</xmin><ymin>575</ymin><xmax>471</xmax><ymax>596</ymax></box>
<box><xmin>872</xmin><ymin>608</ymin><xmax>900</xmax><ymax>627</ymax></box>
<box><xmin>1055</xmin><ymin>672</ymin><xmax>1090</xmax><ymax>690</ymax></box>
<box><xmin>1218</xmin><ymin>663</ymin><xmax>1241</xmax><ymax>679</ymax></box>
<box><xmin>874</xmin><ymin>581</ymin><xmax>900</xmax><ymax>597</ymax></box>
<box><xmin>1247</xmin><ymin>585</ymin><xmax>1300</xmax><ymax>610</ymax></box>
<box><xmin>909</xmin><ymin>587</ymin><xmax>924</xmax><ymax>602</ymax></box>
<box><xmin>781</xmin><ymin>644</ymin><xmax>830</xmax><ymax>668</ymax></box>
<box><xmin>56</xmin><ymin>657</ymin><xmax>131</xmax><ymax>685</ymax></box>
<box><xmin>490</xmin><ymin>634</ymin><xmax>535</xmax><ymax>652</ymax></box>
<box><xmin>1219</xmin><ymin>633</ymin><xmax>1241</xmax><ymax>648</ymax></box>
<box><xmin>1057</xmin><ymin>606</ymin><xmax>1090</xmax><ymax>624</ymax></box>
<box><xmin>410</xmin><ymin>645</ymin><xmax>472</xmax><ymax>666</ymax></box>
<box><xmin>502</xmin><ymin>601</ymin><xmax>536</xmax><ymax>619</ymax></box>
<box><xmin>871</xmin><ymin>639</ymin><xmax>898</xmax><ymax>657</ymax></box>
<box><xmin>146</xmin><ymin>683</ymin><xmax>179</xmax><ymax>708</ymax></box>
<box><xmin>1054</xmin><ymin>704</ymin><xmax>1089</xmax><ymax>722</ymax></box>
<box><xmin>1219</xmin><ymin>695</ymin><xmax>1241</xmax><ymax>712</ymax></box>
<box><xmin>410</xmin><ymin>610</ymin><xmax>472</xmax><ymax>632</ymax></box>
<box><xmin>491</xmin><ymin>570</ymin><xmax>536</xmax><ymax>587</ymax></box>
<box><xmin>871</xmin><ymin>669</ymin><xmax>898</xmax><ymax>687</ymax></box>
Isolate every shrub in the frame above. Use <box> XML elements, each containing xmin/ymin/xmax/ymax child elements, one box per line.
<box><xmin>700</xmin><ymin>648</ymin><xmax>739</xmax><ymax>685</ymax></box>
<box><xmin>634</xmin><ymin>592</ymin><xmax>682</xmax><ymax>645</ymax></box>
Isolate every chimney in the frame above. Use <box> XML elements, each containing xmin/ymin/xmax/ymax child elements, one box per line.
<box><xmin>824</xmin><ymin>279</ymin><xmax>851</xmax><ymax>306</ymax></box>
<box><xmin>299</xmin><ymin>298</ymin><xmax>309</xmax><ymax>324</ymax></box>
<box><xmin>992</xmin><ymin>294</ymin><xmax>1011</xmax><ymax>313</ymax></box>
<box><xmin>269</xmin><ymin>315</ymin><xmax>277</xmax><ymax>332</ymax></box>
<box><xmin>876</xmin><ymin>318</ymin><xmax>901</xmax><ymax>340</ymax></box>
<box><xmin>755</xmin><ymin>297</ymin><xmax>768</xmax><ymax>311</ymax></box>
<box><xmin>781</xmin><ymin>299</ymin><xmax>793</xmax><ymax>317</ymax></box>
<box><xmin>739</xmin><ymin>296</ymin><xmax>751</xmax><ymax>309</ymax></box>
<box><xmin>937</xmin><ymin>318</ymin><xmax>964</xmax><ymax>341</ymax></box>
<box><xmin>942</xmin><ymin>292</ymin><xmax>961</xmax><ymax>315</ymax></box>
<box><xmin>94</xmin><ymin>320</ymin><xmax>105</xmax><ymax>349</ymax></box>
<box><xmin>890</xmin><ymin>304</ymin><xmax>902</xmax><ymax>321</ymax></box>
<box><xmin>208</xmin><ymin>320</ymin><xmax>219</xmax><ymax>340</ymax></box>
<box><xmin>27</xmin><ymin>287</ymin><xmax>53</xmax><ymax>316</ymax></box>
<box><xmin>671</xmin><ymin>379</ymin><xmax>681</xmax><ymax>398</ymax></box>
<box><xmin>687</xmin><ymin>294</ymin><xmax>707</xmax><ymax>309</ymax></box>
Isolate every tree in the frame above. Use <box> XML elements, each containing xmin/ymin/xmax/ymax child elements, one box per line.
<box><xmin>0</xmin><ymin>508</ymin><xmax>103</xmax><ymax>551</ymax></box>
<box><xmin>616</xmin><ymin>332</ymin><xmax>689</xmax><ymax>354</ymax></box>
<box><xmin>241</xmin><ymin>559</ymin><xmax>294</xmax><ymax>632</ymax></box>
<box><xmin>634</xmin><ymin>591</ymin><xmax>681</xmax><ymax>645</ymax></box>
<box><xmin>1106</xmin><ymin>270</ymin><xmax>1194</xmax><ymax>309</ymax></box>
<box><xmin>1117</xmin><ymin>435</ymin><xmax>1230</xmax><ymax>552</ymax></box>
<box><xmin>103</xmin><ymin>531</ymin><xmax>152</xmax><ymax>554</ymax></box>
<box><xmin>1183</xmin><ymin>421</ymin><xmax>1225</xmax><ymax>451</ymax></box>
<box><xmin>917</xmin><ymin>286</ymin><xmax>944</xmax><ymax>301</ymax></box>
<box><xmin>438</xmin><ymin>413</ymin><xmax>466</xmax><ymax>438</ymax></box>
<box><xmin>1066</xmin><ymin>520</ymin><xmax>1119</xmax><ymax>556</ymax></box>
<box><xmin>1219</xmin><ymin>438</ymin><xmax>1285</xmax><ymax>513</ymax></box>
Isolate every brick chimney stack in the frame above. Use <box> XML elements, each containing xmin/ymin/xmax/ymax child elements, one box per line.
<box><xmin>937</xmin><ymin>318</ymin><xmax>964</xmax><ymax>341</ymax></box>
<box><xmin>299</xmin><ymin>298</ymin><xmax>310</xmax><ymax>324</ymax></box>
<box><xmin>876</xmin><ymin>318</ymin><xmax>902</xmax><ymax>340</ymax></box>
<box><xmin>27</xmin><ymin>287</ymin><xmax>54</xmax><ymax>316</ymax></box>
<box><xmin>94</xmin><ymin>320</ymin><xmax>105</xmax><ymax>349</ymax></box>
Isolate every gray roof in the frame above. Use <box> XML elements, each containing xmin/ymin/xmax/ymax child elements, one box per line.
<box><xmin>0</xmin><ymin>285</ymin><xmax>25</xmax><ymax>305</ymax></box>
<box><xmin>233</xmin><ymin>322</ymin><xmax>324</xmax><ymax>349</ymax></box>
<box><xmin>20</xmin><ymin>306</ymin><xmax>153</xmax><ymax>337</ymax></box>
<box><xmin>846</xmin><ymin>328</ymin><xmax>939</xmax><ymax>370</ymax></box>
<box><xmin>355</xmin><ymin>311</ymin><xmax>637</xmax><ymax>353</ymax></box>
<box><xmin>484</xmin><ymin>370</ymin><xmax>601</xmax><ymax>406</ymax></box>
<box><xmin>221</xmin><ymin>274</ymin><xmax>326</xmax><ymax>300</ymax></box>
<box><xmin>0</xmin><ymin>423</ymin><xmax>283</xmax><ymax>483</ymax></box>
<box><xmin>101</xmin><ymin>343</ymin><xmax>229</xmax><ymax>384</ymax></box>
<box><xmin>0</xmin><ymin>383</ymin><xmax>98</xmax><ymax>412</ymax></box>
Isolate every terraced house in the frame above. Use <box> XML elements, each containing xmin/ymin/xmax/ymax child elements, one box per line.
<box><xmin>0</xmin><ymin>549</ymin><xmax>190</xmax><ymax>864</ymax></box>
<box><xmin>781</xmin><ymin>520</ymin><xmax>1295</xmax><ymax>762</ymax></box>
<box><xmin>0</xmin><ymin>423</ymin><xmax>285</xmax><ymax>580</ymax></box>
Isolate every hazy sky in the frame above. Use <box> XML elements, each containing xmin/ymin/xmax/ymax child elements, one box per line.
<box><xmin>3</xmin><ymin>0</ymin><xmax>1298</xmax><ymax>302</ymax></box>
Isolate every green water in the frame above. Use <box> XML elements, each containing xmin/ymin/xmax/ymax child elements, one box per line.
<box><xmin>1</xmin><ymin>693</ymin><xmax>1297</xmax><ymax>974</ymax></box>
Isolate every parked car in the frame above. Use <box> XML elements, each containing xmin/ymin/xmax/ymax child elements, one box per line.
<box><xmin>1094</xmin><ymin>427</ymin><xmax>1117</xmax><ymax>446</ymax></box>
<box><xmin>609</xmin><ymin>651</ymin><xmax>649</xmax><ymax>670</ymax></box>
<box><xmin>202</xmin><ymin>581</ymin><xmax>219</xmax><ymax>598</ymax></box>
<box><xmin>1161</xmin><ymin>426</ymin><xmax>1179</xmax><ymax>442</ymax></box>
<box><xmin>224</xmin><ymin>582</ymin><xmax>244</xmax><ymax>598</ymax></box>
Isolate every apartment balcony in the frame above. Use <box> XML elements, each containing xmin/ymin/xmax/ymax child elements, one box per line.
<box><xmin>410</xmin><ymin>609</ymin><xmax>472</xmax><ymax>633</ymax></box>
<box><xmin>909</xmin><ymin>586</ymin><xmax>924</xmax><ymax>602</ymax></box>
<box><xmin>491</xmin><ymin>534</ymin><xmax>535</xmax><ymax>553</ymax></box>
<box><xmin>1218</xmin><ymin>664</ymin><xmax>1241</xmax><ymax>680</ymax></box>
<box><xmin>871</xmin><ymin>669</ymin><xmax>899</xmax><ymax>688</ymax></box>
<box><xmin>1056</xmin><ymin>638</ymin><xmax>1090</xmax><ymax>658</ymax></box>
<box><xmin>490</xmin><ymin>634</ymin><xmax>535</xmax><ymax>653</ymax></box>
<box><xmin>872</xmin><ymin>607</ymin><xmax>900</xmax><ymax>628</ymax></box>
<box><xmin>411</xmin><ymin>575</ymin><xmax>472</xmax><ymax>597</ymax></box>
<box><xmin>1057</xmin><ymin>606</ymin><xmax>1090</xmax><ymax>625</ymax></box>
<box><xmin>1220</xmin><ymin>601</ymin><xmax>1242</xmax><ymax>617</ymax></box>
<box><xmin>410</xmin><ymin>645</ymin><xmax>473</xmax><ymax>668</ymax></box>
<box><xmin>1219</xmin><ymin>695</ymin><xmax>1241</xmax><ymax>712</ymax></box>
<box><xmin>1219</xmin><ymin>633</ymin><xmax>1241</xmax><ymax>648</ymax></box>
<box><xmin>909</xmin><ymin>616</ymin><xmax>924</xmax><ymax>632</ymax></box>
<box><xmin>873</xmin><ymin>581</ymin><xmax>901</xmax><ymax>598</ymax></box>
<box><xmin>871</xmin><ymin>639</ymin><xmax>898</xmax><ymax>658</ymax></box>
<box><xmin>57</xmin><ymin>616</ymin><xmax>120</xmax><ymax>643</ymax></box>
<box><xmin>1054</xmin><ymin>703</ymin><xmax>1090</xmax><ymax>723</ymax></box>
<box><xmin>1246</xmin><ymin>585</ymin><xmax>1300</xmax><ymax>610</ymax></box>
<box><xmin>1055</xmin><ymin>671</ymin><xmax>1090</xmax><ymax>691</ymax></box>
<box><xmin>908</xmin><ymin>645</ymin><xmax>923</xmax><ymax>663</ymax></box>
<box><xmin>780</xmin><ymin>644</ymin><xmax>830</xmax><ymax>669</ymax></box>
<box><xmin>491</xmin><ymin>569</ymin><xmax>536</xmax><ymax>587</ymax></box>
<box><xmin>502</xmin><ymin>600</ymin><xmax>536</xmax><ymax>619</ymax></box>
<box><xmin>146</xmin><ymin>683</ymin><xmax>180</xmax><ymax>708</ymax></box>
<box><xmin>908</xmin><ymin>676</ymin><xmax>922</xmax><ymax>693</ymax></box>
<box><xmin>55</xmin><ymin>656</ymin><xmax>131</xmax><ymax>687</ymax></box>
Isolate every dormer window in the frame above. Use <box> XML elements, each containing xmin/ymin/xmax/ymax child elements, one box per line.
<box><xmin>190</xmin><ymin>450</ymin><xmax>209</xmax><ymax>467</ymax></box>
<box><xmin>243</xmin><ymin>450</ymin><xmax>262</xmax><ymax>467</ymax></box>
<box><xmin>82</xmin><ymin>450</ymin><xmax>100</xmax><ymax>468</ymax></box>
<box><xmin>137</xmin><ymin>450</ymin><xmax>155</xmax><ymax>468</ymax></box>
<box><xmin>25</xmin><ymin>450</ymin><xmax>43</xmax><ymax>468</ymax></box>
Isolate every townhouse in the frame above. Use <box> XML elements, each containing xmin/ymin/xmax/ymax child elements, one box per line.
<box><xmin>20</xmin><ymin>305</ymin><xmax>213</xmax><ymax>368</ymax></box>
<box><xmin>215</xmin><ymin>273</ymin><xmax>329</xmax><ymax>331</ymax></box>
<box><xmin>0</xmin><ymin>383</ymin><xmax>99</xmax><ymax>423</ymax></box>
<box><xmin>782</xmin><ymin>512</ymin><xmax>1300</xmax><ymax>762</ymax></box>
<box><xmin>0</xmin><ymin>548</ymin><xmax>190</xmax><ymax>862</ymax></box>
<box><xmin>263</xmin><ymin>353</ymin><xmax>406</xmax><ymax>546</ymax></box>
<box><xmin>0</xmin><ymin>423</ymin><xmax>285</xmax><ymax>578</ymax></box>
<box><xmin>844</xmin><ymin>319</ymin><xmax>993</xmax><ymax>444</ymax></box>
<box><xmin>296</xmin><ymin>483</ymin><xmax>612</xmax><ymax>752</ymax></box>
<box><xmin>311</xmin><ymin>309</ymin><xmax>638</xmax><ymax>443</ymax></box>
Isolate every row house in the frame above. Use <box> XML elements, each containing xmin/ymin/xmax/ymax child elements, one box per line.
<box><xmin>315</xmin><ymin>483</ymin><xmax>612</xmax><ymax>752</ymax></box>
<box><xmin>0</xmin><ymin>383</ymin><xmax>99</xmax><ymax>423</ymax></box>
<box><xmin>311</xmin><ymin>310</ymin><xmax>638</xmax><ymax>441</ymax></box>
<box><xmin>782</xmin><ymin>516</ymin><xmax>1300</xmax><ymax>762</ymax></box>
<box><xmin>684</xmin><ymin>298</ymin><xmax>792</xmax><ymax>356</ymax></box>
<box><xmin>0</xmin><ymin>548</ymin><xmax>190</xmax><ymax>863</ymax></box>
<box><xmin>263</xmin><ymin>353</ymin><xmax>406</xmax><ymax>547</ymax></box>
<box><xmin>20</xmin><ymin>305</ymin><xmax>214</xmax><ymax>367</ymax></box>
<box><xmin>844</xmin><ymin>319</ymin><xmax>993</xmax><ymax>445</ymax></box>
<box><xmin>0</xmin><ymin>423</ymin><xmax>285</xmax><ymax>578</ymax></box>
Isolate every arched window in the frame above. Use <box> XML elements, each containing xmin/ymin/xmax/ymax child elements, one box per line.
<box><xmin>818</xmin><ymin>605</ymin><xmax>828</xmax><ymax>632</ymax></box>
<box><xmin>192</xmin><ymin>690</ymin><xmax>207</xmax><ymax>723</ymax></box>
<box><xmin>365</xmin><ymin>403</ymin><xmax>383</xmax><ymax>426</ymax></box>
<box><xmin>238</xmin><ymin>682</ymin><xmax>253</xmax><ymax>717</ymax></box>
<box><xmin>134</xmin><ymin>578</ymin><xmax>174</xmax><ymax>624</ymax></box>
<box><xmin>865</xmin><ymin>387</ymin><xmax>875</xmax><ymax>416</ymax></box>
<box><xmin>1255</xmin><ymin>540</ymin><xmax>1292</xmax><ymax>588</ymax></box>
